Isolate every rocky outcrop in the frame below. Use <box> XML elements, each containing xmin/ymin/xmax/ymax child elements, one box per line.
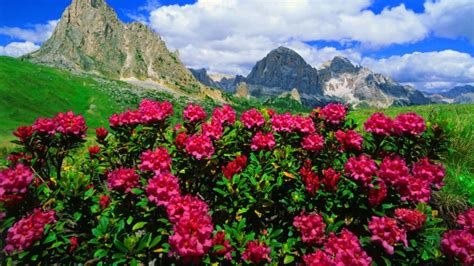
<box><xmin>23</xmin><ymin>0</ymin><xmax>200</xmax><ymax>91</ymax></box>
<box><xmin>427</xmin><ymin>85</ymin><xmax>474</xmax><ymax>104</ymax></box>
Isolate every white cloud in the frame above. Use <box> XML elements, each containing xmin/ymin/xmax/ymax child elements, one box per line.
<box><xmin>0</xmin><ymin>20</ymin><xmax>58</xmax><ymax>43</ymax></box>
<box><xmin>0</xmin><ymin>42</ymin><xmax>40</xmax><ymax>57</ymax></box>
<box><xmin>362</xmin><ymin>50</ymin><xmax>474</xmax><ymax>90</ymax></box>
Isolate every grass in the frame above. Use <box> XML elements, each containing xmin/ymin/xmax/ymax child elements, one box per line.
<box><xmin>0</xmin><ymin>56</ymin><xmax>472</xmax><ymax>210</ymax></box>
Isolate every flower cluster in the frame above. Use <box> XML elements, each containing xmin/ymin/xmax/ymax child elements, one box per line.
<box><xmin>293</xmin><ymin>115</ymin><xmax>316</xmax><ymax>134</ymax></box>
<box><xmin>364</xmin><ymin>112</ymin><xmax>393</xmax><ymax>135</ymax></box>
<box><xmin>271</xmin><ymin>113</ymin><xmax>294</xmax><ymax>132</ymax></box>
<box><xmin>107</xmin><ymin>168</ymin><xmax>140</xmax><ymax>193</ymax></box>
<box><xmin>412</xmin><ymin>158</ymin><xmax>446</xmax><ymax>189</ymax></box>
<box><xmin>441</xmin><ymin>209</ymin><xmax>474</xmax><ymax>265</ymax></box>
<box><xmin>201</xmin><ymin>120</ymin><xmax>223</xmax><ymax>140</ymax></box>
<box><xmin>240</xmin><ymin>108</ymin><xmax>265</xmax><ymax>129</ymax></box>
<box><xmin>300</xmin><ymin>160</ymin><xmax>319</xmax><ymax>195</ymax></box>
<box><xmin>301</xmin><ymin>134</ymin><xmax>324</xmax><ymax>151</ymax></box>
<box><xmin>344</xmin><ymin>154</ymin><xmax>377</xmax><ymax>186</ymax></box>
<box><xmin>369</xmin><ymin>216</ymin><xmax>408</xmax><ymax>255</ymax></box>
<box><xmin>31</xmin><ymin>111</ymin><xmax>87</xmax><ymax>137</ymax></box>
<box><xmin>211</xmin><ymin>231</ymin><xmax>233</xmax><ymax>260</ymax></box>
<box><xmin>185</xmin><ymin>135</ymin><xmax>215</xmax><ymax>160</ymax></box>
<box><xmin>321</xmin><ymin>167</ymin><xmax>340</xmax><ymax>191</ymax></box>
<box><xmin>293</xmin><ymin>213</ymin><xmax>326</xmax><ymax>245</ymax></box>
<box><xmin>13</xmin><ymin>126</ymin><xmax>34</xmax><ymax>143</ymax></box>
<box><xmin>457</xmin><ymin>208</ymin><xmax>474</xmax><ymax>233</ymax></box>
<box><xmin>368</xmin><ymin>179</ymin><xmax>387</xmax><ymax>206</ymax></box>
<box><xmin>95</xmin><ymin>127</ymin><xmax>108</xmax><ymax>140</ymax></box>
<box><xmin>250</xmin><ymin>131</ymin><xmax>275</xmax><ymax>151</ymax></box>
<box><xmin>4</xmin><ymin>209</ymin><xmax>56</xmax><ymax>253</ymax></box>
<box><xmin>140</xmin><ymin>147</ymin><xmax>172</xmax><ymax>174</ymax></box>
<box><xmin>241</xmin><ymin>240</ymin><xmax>271</xmax><ymax>264</ymax></box>
<box><xmin>335</xmin><ymin>129</ymin><xmax>363</xmax><ymax>151</ymax></box>
<box><xmin>393</xmin><ymin>112</ymin><xmax>426</xmax><ymax>136</ymax></box>
<box><xmin>318</xmin><ymin>103</ymin><xmax>347</xmax><ymax>125</ymax></box>
<box><xmin>184</xmin><ymin>103</ymin><xmax>207</xmax><ymax>123</ymax></box>
<box><xmin>212</xmin><ymin>104</ymin><xmax>236</xmax><ymax>125</ymax></box>
<box><xmin>222</xmin><ymin>155</ymin><xmax>247</xmax><ymax>179</ymax></box>
<box><xmin>0</xmin><ymin>164</ymin><xmax>34</xmax><ymax>203</ymax></box>
<box><xmin>110</xmin><ymin>99</ymin><xmax>173</xmax><ymax>128</ymax></box>
<box><xmin>378</xmin><ymin>156</ymin><xmax>410</xmax><ymax>188</ymax></box>
<box><xmin>109</xmin><ymin>109</ymin><xmax>141</xmax><ymax>128</ymax></box>
<box><xmin>394</xmin><ymin>208</ymin><xmax>426</xmax><ymax>231</ymax></box>
<box><xmin>146</xmin><ymin>173</ymin><xmax>180</xmax><ymax>207</ymax></box>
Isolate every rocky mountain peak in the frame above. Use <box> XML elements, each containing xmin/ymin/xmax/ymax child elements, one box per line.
<box><xmin>324</xmin><ymin>56</ymin><xmax>359</xmax><ymax>74</ymax></box>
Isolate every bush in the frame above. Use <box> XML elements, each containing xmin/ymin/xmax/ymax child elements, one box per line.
<box><xmin>1</xmin><ymin>100</ymin><xmax>472</xmax><ymax>265</ymax></box>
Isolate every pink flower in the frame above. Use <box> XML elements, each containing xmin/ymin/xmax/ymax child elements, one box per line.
<box><xmin>457</xmin><ymin>208</ymin><xmax>474</xmax><ymax>233</ymax></box>
<box><xmin>69</xmin><ymin>236</ymin><xmax>79</xmax><ymax>252</ymax></box>
<box><xmin>4</xmin><ymin>209</ymin><xmax>56</xmax><ymax>253</ymax></box>
<box><xmin>399</xmin><ymin>175</ymin><xmax>432</xmax><ymax>203</ymax></box>
<box><xmin>364</xmin><ymin>112</ymin><xmax>393</xmax><ymax>135</ymax></box>
<box><xmin>393</xmin><ymin>112</ymin><xmax>426</xmax><ymax>136</ymax></box>
<box><xmin>184</xmin><ymin>103</ymin><xmax>207</xmax><ymax>123</ymax></box>
<box><xmin>6</xmin><ymin>152</ymin><xmax>32</xmax><ymax>165</ymax></box>
<box><xmin>321</xmin><ymin>167</ymin><xmax>340</xmax><ymax>191</ymax></box>
<box><xmin>212</xmin><ymin>231</ymin><xmax>233</xmax><ymax>260</ymax></box>
<box><xmin>175</xmin><ymin>132</ymin><xmax>188</xmax><ymax>149</ymax></box>
<box><xmin>54</xmin><ymin>111</ymin><xmax>87</xmax><ymax>137</ymax></box>
<box><xmin>241</xmin><ymin>108</ymin><xmax>265</xmax><ymax>129</ymax></box>
<box><xmin>95</xmin><ymin>127</ymin><xmax>108</xmax><ymax>140</ymax></box>
<box><xmin>139</xmin><ymin>99</ymin><xmax>173</xmax><ymax>124</ymax></box>
<box><xmin>412</xmin><ymin>158</ymin><xmax>445</xmax><ymax>189</ymax></box>
<box><xmin>335</xmin><ymin>130</ymin><xmax>363</xmax><ymax>151</ymax></box>
<box><xmin>32</xmin><ymin>117</ymin><xmax>56</xmax><ymax>135</ymax></box>
<box><xmin>344</xmin><ymin>155</ymin><xmax>378</xmax><ymax>187</ymax></box>
<box><xmin>146</xmin><ymin>173</ymin><xmax>180</xmax><ymax>207</ymax></box>
<box><xmin>300</xmin><ymin>160</ymin><xmax>319</xmax><ymax>195</ymax></box>
<box><xmin>13</xmin><ymin>126</ymin><xmax>34</xmax><ymax>142</ymax></box>
<box><xmin>166</xmin><ymin>195</ymin><xmax>210</xmax><ymax>224</ymax></box>
<box><xmin>109</xmin><ymin>109</ymin><xmax>141</xmax><ymax>128</ymax></box>
<box><xmin>222</xmin><ymin>155</ymin><xmax>247</xmax><ymax>179</ymax></box>
<box><xmin>293</xmin><ymin>115</ymin><xmax>316</xmax><ymax>134</ymax></box>
<box><xmin>303</xmin><ymin>250</ymin><xmax>335</xmax><ymax>266</ymax></box>
<box><xmin>368</xmin><ymin>179</ymin><xmax>387</xmax><ymax>206</ymax></box>
<box><xmin>318</xmin><ymin>103</ymin><xmax>346</xmax><ymax>125</ymax></box>
<box><xmin>324</xmin><ymin>229</ymin><xmax>372</xmax><ymax>266</ymax></box>
<box><xmin>242</xmin><ymin>240</ymin><xmax>271</xmax><ymax>263</ymax></box>
<box><xmin>368</xmin><ymin>216</ymin><xmax>408</xmax><ymax>255</ymax></box>
<box><xmin>140</xmin><ymin>147</ymin><xmax>172</xmax><ymax>174</ymax></box>
<box><xmin>185</xmin><ymin>135</ymin><xmax>215</xmax><ymax>160</ymax></box>
<box><xmin>441</xmin><ymin>229</ymin><xmax>474</xmax><ymax>265</ymax></box>
<box><xmin>378</xmin><ymin>156</ymin><xmax>410</xmax><ymax>188</ymax></box>
<box><xmin>394</xmin><ymin>208</ymin><xmax>427</xmax><ymax>231</ymax></box>
<box><xmin>88</xmin><ymin>146</ymin><xmax>100</xmax><ymax>158</ymax></box>
<box><xmin>202</xmin><ymin>120</ymin><xmax>223</xmax><ymax>140</ymax></box>
<box><xmin>99</xmin><ymin>195</ymin><xmax>110</xmax><ymax>209</ymax></box>
<box><xmin>107</xmin><ymin>168</ymin><xmax>140</xmax><ymax>193</ymax></box>
<box><xmin>271</xmin><ymin>113</ymin><xmax>294</xmax><ymax>132</ymax></box>
<box><xmin>293</xmin><ymin>212</ymin><xmax>326</xmax><ymax>245</ymax></box>
<box><xmin>212</xmin><ymin>104</ymin><xmax>236</xmax><ymax>125</ymax></box>
<box><xmin>250</xmin><ymin>131</ymin><xmax>275</xmax><ymax>151</ymax></box>
<box><xmin>301</xmin><ymin>134</ymin><xmax>324</xmax><ymax>151</ymax></box>
<box><xmin>0</xmin><ymin>164</ymin><xmax>34</xmax><ymax>202</ymax></box>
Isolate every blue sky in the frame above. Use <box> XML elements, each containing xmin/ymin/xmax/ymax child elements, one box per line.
<box><xmin>0</xmin><ymin>0</ymin><xmax>473</xmax><ymax>91</ymax></box>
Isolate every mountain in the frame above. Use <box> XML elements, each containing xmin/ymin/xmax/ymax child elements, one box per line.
<box><xmin>22</xmin><ymin>0</ymin><xmax>200</xmax><ymax>92</ymax></box>
<box><xmin>427</xmin><ymin>85</ymin><xmax>474</xmax><ymax>104</ymax></box>
<box><xmin>190</xmin><ymin>47</ymin><xmax>431</xmax><ymax>108</ymax></box>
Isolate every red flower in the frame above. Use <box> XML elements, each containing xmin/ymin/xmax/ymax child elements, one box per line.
<box><xmin>184</xmin><ymin>103</ymin><xmax>207</xmax><ymax>123</ymax></box>
<box><xmin>335</xmin><ymin>129</ymin><xmax>363</xmax><ymax>151</ymax></box>
<box><xmin>321</xmin><ymin>167</ymin><xmax>341</xmax><ymax>191</ymax></box>
<box><xmin>271</xmin><ymin>113</ymin><xmax>294</xmax><ymax>132</ymax></box>
<box><xmin>222</xmin><ymin>155</ymin><xmax>247</xmax><ymax>179</ymax></box>
<box><xmin>4</xmin><ymin>209</ymin><xmax>56</xmax><ymax>253</ymax></box>
<box><xmin>368</xmin><ymin>216</ymin><xmax>408</xmax><ymax>255</ymax></box>
<box><xmin>393</xmin><ymin>112</ymin><xmax>426</xmax><ymax>136</ymax></box>
<box><xmin>344</xmin><ymin>154</ymin><xmax>377</xmax><ymax>187</ymax></box>
<box><xmin>0</xmin><ymin>164</ymin><xmax>34</xmax><ymax>203</ymax></box>
<box><xmin>88</xmin><ymin>146</ymin><xmax>100</xmax><ymax>158</ymax></box>
<box><xmin>441</xmin><ymin>229</ymin><xmax>474</xmax><ymax>265</ymax></box>
<box><xmin>202</xmin><ymin>120</ymin><xmax>223</xmax><ymax>140</ymax></box>
<box><xmin>293</xmin><ymin>212</ymin><xmax>326</xmax><ymax>245</ymax></box>
<box><xmin>175</xmin><ymin>131</ymin><xmax>188</xmax><ymax>149</ymax></box>
<box><xmin>399</xmin><ymin>175</ymin><xmax>432</xmax><ymax>203</ymax></box>
<box><xmin>303</xmin><ymin>250</ymin><xmax>334</xmax><ymax>266</ymax></box>
<box><xmin>107</xmin><ymin>168</ymin><xmax>140</xmax><ymax>193</ymax></box>
<box><xmin>412</xmin><ymin>158</ymin><xmax>445</xmax><ymax>189</ymax></box>
<box><xmin>242</xmin><ymin>240</ymin><xmax>271</xmax><ymax>263</ymax></box>
<box><xmin>300</xmin><ymin>160</ymin><xmax>319</xmax><ymax>195</ymax></box>
<box><xmin>6</xmin><ymin>152</ymin><xmax>32</xmax><ymax>165</ymax></box>
<box><xmin>166</xmin><ymin>195</ymin><xmax>210</xmax><ymax>224</ymax></box>
<box><xmin>250</xmin><ymin>131</ymin><xmax>275</xmax><ymax>151</ymax></box>
<box><xmin>54</xmin><ymin>111</ymin><xmax>87</xmax><ymax>137</ymax></box>
<box><xmin>241</xmin><ymin>108</ymin><xmax>265</xmax><ymax>129</ymax></box>
<box><xmin>293</xmin><ymin>115</ymin><xmax>316</xmax><ymax>134</ymax></box>
<box><xmin>139</xmin><ymin>99</ymin><xmax>173</xmax><ymax>124</ymax></box>
<box><xmin>324</xmin><ymin>229</ymin><xmax>372</xmax><ymax>266</ymax></box>
<box><xmin>69</xmin><ymin>236</ymin><xmax>79</xmax><ymax>252</ymax></box>
<box><xmin>185</xmin><ymin>135</ymin><xmax>215</xmax><ymax>160</ymax></box>
<box><xmin>364</xmin><ymin>112</ymin><xmax>393</xmax><ymax>135</ymax></box>
<box><xmin>457</xmin><ymin>208</ymin><xmax>474</xmax><ymax>233</ymax></box>
<box><xmin>212</xmin><ymin>231</ymin><xmax>233</xmax><ymax>260</ymax></box>
<box><xmin>13</xmin><ymin>126</ymin><xmax>34</xmax><ymax>142</ymax></box>
<box><xmin>99</xmin><ymin>195</ymin><xmax>110</xmax><ymax>209</ymax></box>
<box><xmin>32</xmin><ymin>117</ymin><xmax>56</xmax><ymax>135</ymax></box>
<box><xmin>146</xmin><ymin>173</ymin><xmax>180</xmax><ymax>207</ymax></box>
<box><xmin>378</xmin><ymin>156</ymin><xmax>410</xmax><ymax>189</ymax></box>
<box><xmin>212</xmin><ymin>104</ymin><xmax>236</xmax><ymax>125</ymax></box>
<box><xmin>109</xmin><ymin>109</ymin><xmax>142</xmax><ymax>128</ymax></box>
<box><xmin>140</xmin><ymin>147</ymin><xmax>172</xmax><ymax>174</ymax></box>
<box><xmin>368</xmin><ymin>179</ymin><xmax>387</xmax><ymax>206</ymax></box>
<box><xmin>394</xmin><ymin>208</ymin><xmax>427</xmax><ymax>231</ymax></box>
<box><xmin>95</xmin><ymin>127</ymin><xmax>108</xmax><ymax>140</ymax></box>
<box><xmin>301</xmin><ymin>134</ymin><xmax>324</xmax><ymax>151</ymax></box>
<box><xmin>318</xmin><ymin>103</ymin><xmax>346</xmax><ymax>125</ymax></box>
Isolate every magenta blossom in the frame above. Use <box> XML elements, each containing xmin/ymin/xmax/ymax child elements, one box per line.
<box><xmin>185</xmin><ymin>135</ymin><xmax>215</xmax><ymax>160</ymax></box>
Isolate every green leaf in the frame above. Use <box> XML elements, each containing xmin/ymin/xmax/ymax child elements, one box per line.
<box><xmin>131</xmin><ymin>188</ymin><xmax>144</xmax><ymax>195</ymax></box>
<box><xmin>94</xmin><ymin>249</ymin><xmax>108</xmax><ymax>259</ymax></box>
<box><xmin>284</xmin><ymin>255</ymin><xmax>295</xmax><ymax>264</ymax></box>
<box><xmin>149</xmin><ymin>235</ymin><xmax>162</xmax><ymax>248</ymax></box>
<box><xmin>127</xmin><ymin>216</ymin><xmax>134</xmax><ymax>225</ymax></box>
<box><xmin>114</xmin><ymin>238</ymin><xmax>129</xmax><ymax>253</ymax></box>
<box><xmin>132</xmin><ymin>222</ymin><xmax>147</xmax><ymax>231</ymax></box>
<box><xmin>43</xmin><ymin>232</ymin><xmax>56</xmax><ymax>243</ymax></box>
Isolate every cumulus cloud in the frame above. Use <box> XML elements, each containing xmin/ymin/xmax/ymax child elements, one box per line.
<box><xmin>0</xmin><ymin>20</ymin><xmax>58</xmax><ymax>43</ymax></box>
<box><xmin>362</xmin><ymin>50</ymin><xmax>474</xmax><ymax>90</ymax></box>
<box><xmin>0</xmin><ymin>42</ymin><xmax>40</xmax><ymax>57</ymax></box>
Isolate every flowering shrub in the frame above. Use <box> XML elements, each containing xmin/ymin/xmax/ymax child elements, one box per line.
<box><xmin>0</xmin><ymin>99</ymin><xmax>462</xmax><ymax>265</ymax></box>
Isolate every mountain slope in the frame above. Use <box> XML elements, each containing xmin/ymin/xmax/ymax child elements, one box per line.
<box><xmin>22</xmin><ymin>0</ymin><xmax>200</xmax><ymax>92</ymax></box>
